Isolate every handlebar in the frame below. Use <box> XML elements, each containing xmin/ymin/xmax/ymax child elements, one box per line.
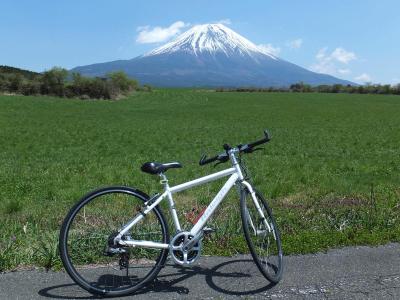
<box><xmin>199</xmin><ymin>129</ymin><xmax>271</xmax><ymax>166</ymax></box>
<box><xmin>248</xmin><ymin>129</ymin><xmax>271</xmax><ymax>148</ymax></box>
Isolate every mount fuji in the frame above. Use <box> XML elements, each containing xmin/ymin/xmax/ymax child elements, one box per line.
<box><xmin>71</xmin><ymin>23</ymin><xmax>353</xmax><ymax>87</ymax></box>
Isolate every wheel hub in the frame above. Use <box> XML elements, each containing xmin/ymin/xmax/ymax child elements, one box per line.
<box><xmin>103</xmin><ymin>231</ymin><xmax>127</xmax><ymax>256</ymax></box>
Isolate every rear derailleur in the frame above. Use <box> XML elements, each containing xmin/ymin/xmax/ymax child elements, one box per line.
<box><xmin>103</xmin><ymin>231</ymin><xmax>130</xmax><ymax>270</ymax></box>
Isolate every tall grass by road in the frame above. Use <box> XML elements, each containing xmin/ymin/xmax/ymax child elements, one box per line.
<box><xmin>0</xmin><ymin>90</ymin><xmax>399</xmax><ymax>270</ymax></box>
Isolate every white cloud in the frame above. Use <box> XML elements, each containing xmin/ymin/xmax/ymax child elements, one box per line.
<box><xmin>287</xmin><ymin>38</ymin><xmax>303</xmax><ymax>49</ymax></box>
<box><xmin>310</xmin><ymin>47</ymin><xmax>357</xmax><ymax>76</ymax></box>
<box><xmin>331</xmin><ymin>47</ymin><xmax>357</xmax><ymax>64</ymax></box>
<box><xmin>258</xmin><ymin>43</ymin><xmax>281</xmax><ymax>56</ymax></box>
<box><xmin>315</xmin><ymin>47</ymin><xmax>326</xmax><ymax>60</ymax></box>
<box><xmin>215</xmin><ymin>18</ymin><xmax>232</xmax><ymax>25</ymax></box>
<box><xmin>136</xmin><ymin>21</ymin><xmax>188</xmax><ymax>44</ymax></box>
<box><xmin>310</xmin><ymin>48</ymin><xmax>335</xmax><ymax>74</ymax></box>
<box><xmin>355</xmin><ymin>73</ymin><xmax>372</xmax><ymax>83</ymax></box>
<box><xmin>338</xmin><ymin>69</ymin><xmax>351</xmax><ymax>75</ymax></box>
<box><xmin>310</xmin><ymin>62</ymin><xmax>336</xmax><ymax>75</ymax></box>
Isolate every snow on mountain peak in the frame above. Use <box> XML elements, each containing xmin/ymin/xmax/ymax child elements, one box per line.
<box><xmin>144</xmin><ymin>23</ymin><xmax>278</xmax><ymax>60</ymax></box>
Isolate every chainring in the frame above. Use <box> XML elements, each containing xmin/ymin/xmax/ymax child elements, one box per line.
<box><xmin>170</xmin><ymin>231</ymin><xmax>201</xmax><ymax>265</ymax></box>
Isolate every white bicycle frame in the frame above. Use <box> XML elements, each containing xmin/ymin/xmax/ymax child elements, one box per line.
<box><xmin>117</xmin><ymin>150</ymin><xmax>271</xmax><ymax>250</ymax></box>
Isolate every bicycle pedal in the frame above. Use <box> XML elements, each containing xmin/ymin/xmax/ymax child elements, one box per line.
<box><xmin>203</xmin><ymin>227</ymin><xmax>215</xmax><ymax>235</ymax></box>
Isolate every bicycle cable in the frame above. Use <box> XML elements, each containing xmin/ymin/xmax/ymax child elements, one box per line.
<box><xmin>238</xmin><ymin>152</ymin><xmax>251</xmax><ymax>181</ymax></box>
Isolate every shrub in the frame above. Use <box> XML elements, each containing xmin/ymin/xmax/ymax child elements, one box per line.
<box><xmin>8</xmin><ymin>74</ymin><xmax>23</xmax><ymax>93</ymax></box>
<box><xmin>21</xmin><ymin>80</ymin><xmax>41</xmax><ymax>96</ymax></box>
<box><xmin>40</xmin><ymin>67</ymin><xmax>68</xmax><ymax>97</ymax></box>
<box><xmin>108</xmin><ymin>71</ymin><xmax>137</xmax><ymax>95</ymax></box>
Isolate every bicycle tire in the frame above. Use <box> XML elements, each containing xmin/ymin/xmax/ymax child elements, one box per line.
<box><xmin>59</xmin><ymin>186</ymin><xmax>169</xmax><ymax>297</ymax></box>
<box><xmin>240</xmin><ymin>187</ymin><xmax>283</xmax><ymax>283</ymax></box>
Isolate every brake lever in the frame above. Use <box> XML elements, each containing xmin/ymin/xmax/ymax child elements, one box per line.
<box><xmin>213</xmin><ymin>154</ymin><xmax>229</xmax><ymax>167</ymax></box>
<box><xmin>213</xmin><ymin>161</ymin><xmax>224</xmax><ymax>168</ymax></box>
<box><xmin>243</xmin><ymin>146</ymin><xmax>264</xmax><ymax>153</ymax></box>
<box><xmin>199</xmin><ymin>154</ymin><xmax>207</xmax><ymax>165</ymax></box>
<box><xmin>250</xmin><ymin>147</ymin><xmax>264</xmax><ymax>153</ymax></box>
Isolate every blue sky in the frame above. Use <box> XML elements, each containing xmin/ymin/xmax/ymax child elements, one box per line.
<box><xmin>1</xmin><ymin>0</ymin><xmax>399</xmax><ymax>84</ymax></box>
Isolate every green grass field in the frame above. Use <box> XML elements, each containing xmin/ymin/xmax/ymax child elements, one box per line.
<box><xmin>1</xmin><ymin>90</ymin><xmax>399</xmax><ymax>271</ymax></box>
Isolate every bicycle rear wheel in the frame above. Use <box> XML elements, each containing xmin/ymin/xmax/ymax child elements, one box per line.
<box><xmin>59</xmin><ymin>186</ymin><xmax>169</xmax><ymax>297</ymax></box>
<box><xmin>240</xmin><ymin>187</ymin><xmax>283</xmax><ymax>283</ymax></box>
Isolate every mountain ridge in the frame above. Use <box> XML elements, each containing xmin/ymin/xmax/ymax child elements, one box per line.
<box><xmin>71</xmin><ymin>23</ymin><xmax>354</xmax><ymax>87</ymax></box>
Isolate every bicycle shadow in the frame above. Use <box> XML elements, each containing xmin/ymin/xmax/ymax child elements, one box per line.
<box><xmin>38</xmin><ymin>259</ymin><xmax>276</xmax><ymax>299</ymax></box>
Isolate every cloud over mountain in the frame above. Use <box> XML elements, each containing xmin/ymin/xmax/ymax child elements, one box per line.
<box><xmin>136</xmin><ymin>21</ymin><xmax>188</xmax><ymax>44</ymax></box>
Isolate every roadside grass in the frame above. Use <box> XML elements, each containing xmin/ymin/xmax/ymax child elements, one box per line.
<box><xmin>0</xmin><ymin>90</ymin><xmax>399</xmax><ymax>271</ymax></box>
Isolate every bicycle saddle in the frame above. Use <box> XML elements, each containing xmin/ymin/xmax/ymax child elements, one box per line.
<box><xmin>141</xmin><ymin>162</ymin><xmax>182</xmax><ymax>175</ymax></box>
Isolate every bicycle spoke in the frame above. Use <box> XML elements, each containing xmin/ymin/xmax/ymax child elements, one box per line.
<box><xmin>241</xmin><ymin>188</ymin><xmax>283</xmax><ymax>283</ymax></box>
<box><xmin>60</xmin><ymin>188</ymin><xmax>168</xmax><ymax>295</ymax></box>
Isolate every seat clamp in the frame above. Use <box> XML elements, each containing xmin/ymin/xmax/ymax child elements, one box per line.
<box><xmin>160</xmin><ymin>179</ymin><xmax>168</xmax><ymax>185</ymax></box>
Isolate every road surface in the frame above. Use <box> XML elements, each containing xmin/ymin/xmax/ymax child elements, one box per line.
<box><xmin>1</xmin><ymin>243</ymin><xmax>399</xmax><ymax>299</ymax></box>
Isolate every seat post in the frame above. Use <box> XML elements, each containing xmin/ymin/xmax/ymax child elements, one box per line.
<box><xmin>159</xmin><ymin>173</ymin><xmax>168</xmax><ymax>188</ymax></box>
<box><xmin>159</xmin><ymin>172</ymin><xmax>182</xmax><ymax>231</ymax></box>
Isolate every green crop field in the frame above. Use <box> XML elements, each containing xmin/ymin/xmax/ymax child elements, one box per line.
<box><xmin>1</xmin><ymin>90</ymin><xmax>399</xmax><ymax>271</ymax></box>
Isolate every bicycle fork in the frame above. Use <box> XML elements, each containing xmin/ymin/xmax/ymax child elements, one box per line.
<box><xmin>240</xmin><ymin>181</ymin><xmax>276</xmax><ymax>240</ymax></box>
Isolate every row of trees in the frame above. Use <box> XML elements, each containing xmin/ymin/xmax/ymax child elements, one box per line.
<box><xmin>216</xmin><ymin>82</ymin><xmax>400</xmax><ymax>95</ymax></box>
<box><xmin>0</xmin><ymin>66</ymin><xmax>150</xmax><ymax>99</ymax></box>
<box><xmin>3</xmin><ymin>66</ymin><xmax>399</xmax><ymax>97</ymax></box>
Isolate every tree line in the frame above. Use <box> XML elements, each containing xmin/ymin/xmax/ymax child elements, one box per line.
<box><xmin>216</xmin><ymin>82</ymin><xmax>400</xmax><ymax>95</ymax></box>
<box><xmin>3</xmin><ymin>66</ymin><xmax>399</xmax><ymax>97</ymax></box>
<box><xmin>0</xmin><ymin>66</ymin><xmax>151</xmax><ymax>99</ymax></box>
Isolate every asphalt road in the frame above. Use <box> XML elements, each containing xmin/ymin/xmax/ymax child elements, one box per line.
<box><xmin>1</xmin><ymin>243</ymin><xmax>399</xmax><ymax>299</ymax></box>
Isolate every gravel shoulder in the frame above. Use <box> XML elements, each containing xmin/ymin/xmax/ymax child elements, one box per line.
<box><xmin>1</xmin><ymin>243</ymin><xmax>400</xmax><ymax>299</ymax></box>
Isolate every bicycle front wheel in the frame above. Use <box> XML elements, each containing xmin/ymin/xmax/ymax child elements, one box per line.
<box><xmin>240</xmin><ymin>187</ymin><xmax>283</xmax><ymax>283</ymax></box>
<box><xmin>59</xmin><ymin>186</ymin><xmax>169</xmax><ymax>297</ymax></box>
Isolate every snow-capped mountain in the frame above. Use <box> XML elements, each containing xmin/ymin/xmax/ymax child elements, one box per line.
<box><xmin>71</xmin><ymin>23</ymin><xmax>353</xmax><ymax>87</ymax></box>
<box><xmin>144</xmin><ymin>23</ymin><xmax>277</xmax><ymax>60</ymax></box>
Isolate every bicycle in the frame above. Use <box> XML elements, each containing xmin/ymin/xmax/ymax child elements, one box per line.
<box><xmin>59</xmin><ymin>130</ymin><xmax>283</xmax><ymax>297</ymax></box>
